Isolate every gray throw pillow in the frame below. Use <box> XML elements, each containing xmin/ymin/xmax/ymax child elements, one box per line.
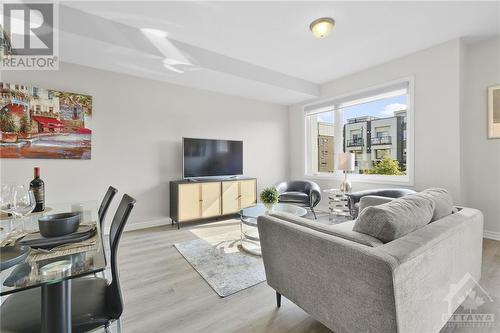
<box><xmin>418</xmin><ymin>188</ymin><xmax>454</xmax><ymax>221</ymax></box>
<box><xmin>353</xmin><ymin>194</ymin><xmax>435</xmax><ymax>243</ymax></box>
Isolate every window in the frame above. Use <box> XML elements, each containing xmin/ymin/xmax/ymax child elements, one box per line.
<box><xmin>305</xmin><ymin>78</ymin><xmax>413</xmax><ymax>184</ymax></box>
<box><xmin>375</xmin><ymin>149</ymin><xmax>391</xmax><ymax>160</ymax></box>
<box><xmin>306</xmin><ymin>109</ymin><xmax>335</xmax><ymax>173</ymax></box>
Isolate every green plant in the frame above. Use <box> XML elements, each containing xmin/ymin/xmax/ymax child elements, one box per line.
<box><xmin>260</xmin><ymin>187</ymin><xmax>280</xmax><ymax>205</ymax></box>
<box><xmin>19</xmin><ymin>115</ymin><xmax>31</xmax><ymax>133</ymax></box>
<box><xmin>0</xmin><ymin>110</ymin><xmax>17</xmax><ymax>133</ymax></box>
<box><xmin>365</xmin><ymin>156</ymin><xmax>405</xmax><ymax>175</ymax></box>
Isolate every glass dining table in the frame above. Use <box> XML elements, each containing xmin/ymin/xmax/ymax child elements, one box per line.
<box><xmin>0</xmin><ymin>201</ymin><xmax>105</xmax><ymax>333</ymax></box>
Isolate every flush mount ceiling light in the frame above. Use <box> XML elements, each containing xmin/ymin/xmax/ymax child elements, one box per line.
<box><xmin>309</xmin><ymin>17</ymin><xmax>335</xmax><ymax>38</ymax></box>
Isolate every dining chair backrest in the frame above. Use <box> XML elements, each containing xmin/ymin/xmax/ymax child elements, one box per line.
<box><xmin>98</xmin><ymin>186</ymin><xmax>118</xmax><ymax>234</ymax></box>
<box><xmin>107</xmin><ymin>194</ymin><xmax>136</xmax><ymax>319</ymax></box>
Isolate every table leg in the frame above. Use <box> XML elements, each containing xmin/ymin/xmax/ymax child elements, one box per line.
<box><xmin>41</xmin><ymin>279</ymin><xmax>72</xmax><ymax>333</ymax></box>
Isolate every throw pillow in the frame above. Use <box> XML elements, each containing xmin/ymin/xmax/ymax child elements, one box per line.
<box><xmin>418</xmin><ymin>188</ymin><xmax>454</xmax><ymax>222</ymax></box>
<box><xmin>353</xmin><ymin>194</ymin><xmax>435</xmax><ymax>243</ymax></box>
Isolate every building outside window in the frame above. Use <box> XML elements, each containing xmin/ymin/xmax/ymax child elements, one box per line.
<box><xmin>375</xmin><ymin>148</ymin><xmax>391</xmax><ymax>160</ymax></box>
<box><xmin>306</xmin><ymin>109</ymin><xmax>335</xmax><ymax>173</ymax></box>
<box><xmin>305</xmin><ymin>78</ymin><xmax>413</xmax><ymax>183</ymax></box>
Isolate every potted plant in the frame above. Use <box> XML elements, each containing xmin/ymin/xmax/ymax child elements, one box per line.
<box><xmin>0</xmin><ymin>112</ymin><xmax>19</xmax><ymax>143</ymax></box>
<box><xmin>260</xmin><ymin>187</ymin><xmax>280</xmax><ymax>213</ymax></box>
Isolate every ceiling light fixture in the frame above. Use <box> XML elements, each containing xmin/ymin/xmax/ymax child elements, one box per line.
<box><xmin>309</xmin><ymin>17</ymin><xmax>335</xmax><ymax>38</ymax></box>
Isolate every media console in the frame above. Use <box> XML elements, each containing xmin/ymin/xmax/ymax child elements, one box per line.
<box><xmin>169</xmin><ymin>177</ymin><xmax>257</xmax><ymax>229</ymax></box>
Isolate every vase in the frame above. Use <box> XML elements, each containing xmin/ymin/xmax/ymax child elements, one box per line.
<box><xmin>264</xmin><ymin>203</ymin><xmax>274</xmax><ymax>214</ymax></box>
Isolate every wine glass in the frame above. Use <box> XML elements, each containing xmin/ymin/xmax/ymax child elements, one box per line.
<box><xmin>13</xmin><ymin>185</ymin><xmax>36</xmax><ymax>216</ymax></box>
<box><xmin>11</xmin><ymin>185</ymin><xmax>36</xmax><ymax>233</ymax></box>
<box><xmin>0</xmin><ymin>183</ymin><xmax>14</xmax><ymax>215</ymax></box>
<box><xmin>0</xmin><ymin>184</ymin><xmax>15</xmax><ymax>236</ymax></box>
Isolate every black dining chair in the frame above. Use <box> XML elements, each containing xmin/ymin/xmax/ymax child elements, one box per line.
<box><xmin>0</xmin><ymin>194</ymin><xmax>136</xmax><ymax>333</ymax></box>
<box><xmin>97</xmin><ymin>186</ymin><xmax>118</xmax><ymax>278</ymax></box>
<box><xmin>99</xmin><ymin>186</ymin><xmax>118</xmax><ymax>236</ymax></box>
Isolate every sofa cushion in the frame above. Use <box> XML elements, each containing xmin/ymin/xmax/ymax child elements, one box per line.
<box><xmin>418</xmin><ymin>188</ymin><xmax>454</xmax><ymax>222</ymax></box>
<box><xmin>279</xmin><ymin>191</ymin><xmax>309</xmax><ymax>204</ymax></box>
<box><xmin>269</xmin><ymin>212</ymin><xmax>383</xmax><ymax>247</ymax></box>
<box><xmin>353</xmin><ymin>194</ymin><xmax>435</xmax><ymax>243</ymax></box>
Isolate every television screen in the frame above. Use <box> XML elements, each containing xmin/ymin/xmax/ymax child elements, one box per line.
<box><xmin>183</xmin><ymin>138</ymin><xmax>243</xmax><ymax>178</ymax></box>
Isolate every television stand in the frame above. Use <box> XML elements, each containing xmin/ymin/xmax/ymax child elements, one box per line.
<box><xmin>169</xmin><ymin>177</ymin><xmax>257</xmax><ymax>229</ymax></box>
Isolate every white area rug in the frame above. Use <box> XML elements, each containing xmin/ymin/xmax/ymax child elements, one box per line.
<box><xmin>174</xmin><ymin>233</ymin><xmax>266</xmax><ymax>297</ymax></box>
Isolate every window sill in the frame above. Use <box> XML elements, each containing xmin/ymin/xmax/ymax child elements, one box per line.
<box><xmin>304</xmin><ymin>172</ymin><xmax>414</xmax><ymax>187</ymax></box>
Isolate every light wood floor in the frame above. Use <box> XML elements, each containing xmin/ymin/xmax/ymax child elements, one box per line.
<box><xmin>116</xmin><ymin>219</ymin><xmax>500</xmax><ymax>333</ymax></box>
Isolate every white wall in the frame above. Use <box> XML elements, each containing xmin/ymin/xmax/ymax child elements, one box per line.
<box><xmin>0</xmin><ymin>63</ymin><xmax>289</xmax><ymax>231</ymax></box>
<box><xmin>289</xmin><ymin>39</ymin><xmax>463</xmax><ymax>211</ymax></box>
<box><xmin>462</xmin><ymin>37</ymin><xmax>500</xmax><ymax>237</ymax></box>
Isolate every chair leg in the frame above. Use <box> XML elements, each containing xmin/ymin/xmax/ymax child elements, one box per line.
<box><xmin>117</xmin><ymin>317</ymin><xmax>123</xmax><ymax>333</ymax></box>
<box><xmin>276</xmin><ymin>291</ymin><xmax>282</xmax><ymax>308</ymax></box>
<box><xmin>310</xmin><ymin>206</ymin><xmax>317</xmax><ymax>220</ymax></box>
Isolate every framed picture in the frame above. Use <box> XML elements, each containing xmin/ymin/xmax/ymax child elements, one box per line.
<box><xmin>0</xmin><ymin>83</ymin><xmax>92</xmax><ymax>159</ymax></box>
<box><xmin>488</xmin><ymin>85</ymin><xmax>500</xmax><ymax>139</ymax></box>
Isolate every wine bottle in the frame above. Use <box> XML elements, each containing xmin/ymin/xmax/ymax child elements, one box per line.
<box><xmin>30</xmin><ymin>167</ymin><xmax>45</xmax><ymax>212</ymax></box>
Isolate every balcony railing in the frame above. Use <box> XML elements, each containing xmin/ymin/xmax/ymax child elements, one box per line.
<box><xmin>346</xmin><ymin>138</ymin><xmax>364</xmax><ymax>147</ymax></box>
<box><xmin>371</xmin><ymin>136</ymin><xmax>392</xmax><ymax>145</ymax></box>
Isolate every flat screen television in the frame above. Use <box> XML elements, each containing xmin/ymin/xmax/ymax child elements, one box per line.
<box><xmin>183</xmin><ymin>138</ymin><xmax>243</xmax><ymax>178</ymax></box>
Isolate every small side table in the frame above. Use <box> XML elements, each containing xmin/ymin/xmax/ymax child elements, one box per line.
<box><xmin>323</xmin><ymin>189</ymin><xmax>351</xmax><ymax>219</ymax></box>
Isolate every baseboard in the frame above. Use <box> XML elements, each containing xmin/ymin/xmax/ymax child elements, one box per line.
<box><xmin>125</xmin><ymin>217</ymin><xmax>172</xmax><ymax>232</ymax></box>
<box><xmin>483</xmin><ymin>230</ymin><xmax>500</xmax><ymax>241</ymax></box>
<box><xmin>119</xmin><ymin>217</ymin><xmax>500</xmax><ymax>241</ymax></box>
<box><xmin>95</xmin><ymin>217</ymin><xmax>173</xmax><ymax>235</ymax></box>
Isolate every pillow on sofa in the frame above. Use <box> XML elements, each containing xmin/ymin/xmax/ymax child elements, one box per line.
<box><xmin>358</xmin><ymin>195</ymin><xmax>394</xmax><ymax>213</ymax></box>
<box><xmin>353</xmin><ymin>194</ymin><xmax>435</xmax><ymax>243</ymax></box>
<box><xmin>419</xmin><ymin>188</ymin><xmax>454</xmax><ymax>221</ymax></box>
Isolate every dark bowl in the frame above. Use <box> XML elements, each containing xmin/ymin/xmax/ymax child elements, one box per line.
<box><xmin>38</xmin><ymin>212</ymin><xmax>81</xmax><ymax>238</ymax></box>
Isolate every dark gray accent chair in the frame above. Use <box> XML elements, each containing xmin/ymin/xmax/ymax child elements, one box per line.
<box><xmin>275</xmin><ymin>180</ymin><xmax>321</xmax><ymax>219</ymax></box>
<box><xmin>347</xmin><ymin>188</ymin><xmax>416</xmax><ymax>218</ymax></box>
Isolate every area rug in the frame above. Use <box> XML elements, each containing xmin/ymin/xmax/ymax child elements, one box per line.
<box><xmin>174</xmin><ymin>234</ymin><xmax>266</xmax><ymax>297</ymax></box>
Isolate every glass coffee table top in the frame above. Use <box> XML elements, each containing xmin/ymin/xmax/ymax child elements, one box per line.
<box><xmin>239</xmin><ymin>203</ymin><xmax>307</xmax><ymax>256</ymax></box>
<box><xmin>240</xmin><ymin>203</ymin><xmax>308</xmax><ymax>223</ymax></box>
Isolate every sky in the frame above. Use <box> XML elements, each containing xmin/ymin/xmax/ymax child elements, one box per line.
<box><xmin>317</xmin><ymin>94</ymin><xmax>407</xmax><ymax>123</ymax></box>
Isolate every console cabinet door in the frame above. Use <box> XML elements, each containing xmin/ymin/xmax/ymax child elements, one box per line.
<box><xmin>239</xmin><ymin>179</ymin><xmax>257</xmax><ymax>208</ymax></box>
<box><xmin>222</xmin><ymin>181</ymin><xmax>240</xmax><ymax>214</ymax></box>
<box><xmin>178</xmin><ymin>184</ymin><xmax>201</xmax><ymax>221</ymax></box>
<box><xmin>201</xmin><ymin>182</ymin><xmax>221</xmax><ymax>218</ymax></box>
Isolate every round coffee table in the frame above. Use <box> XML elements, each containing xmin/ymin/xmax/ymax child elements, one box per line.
<box><xmin>239</xmin><ymin>203</ymin><xmax>307</xmax><ymax>256</ymax></box>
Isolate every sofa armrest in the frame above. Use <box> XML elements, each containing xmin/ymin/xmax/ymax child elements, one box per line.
<box><xmin>258</xmin><ymin>215</ymin><xmax>399</xmax><ymax>333</ymax></box>
<box><xmin>377</xmin><ymin>207</ymin><xmax>484</xmax><ymax>333</ymax></box>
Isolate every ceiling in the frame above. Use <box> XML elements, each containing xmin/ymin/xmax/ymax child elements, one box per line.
<box><xmin>58</xmin><ymin>1</ymin><xmax>500</xmax><ymax>105</ymax></box>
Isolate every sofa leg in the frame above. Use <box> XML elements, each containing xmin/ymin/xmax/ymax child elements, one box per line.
<box><xmin>276</xmin><ymin>292</ymin><xmax>281</xmax><ymax>308</ymax></box>
<box><xmin>310</xmin><ymin>206</ymin><xmax>317</xmax><ymax>220</ymax></box>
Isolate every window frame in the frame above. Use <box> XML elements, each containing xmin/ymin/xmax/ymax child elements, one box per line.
<box><xmin>303</xmin><ymin>76</ymin><xmax>415</xmax><ymax>186</ymax></box>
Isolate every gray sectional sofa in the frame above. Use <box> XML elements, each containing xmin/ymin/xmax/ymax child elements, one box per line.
<box><xmin>257</xmin><ymin>190</ymin><xmax>484</xmax><ymax>333</ymax></box>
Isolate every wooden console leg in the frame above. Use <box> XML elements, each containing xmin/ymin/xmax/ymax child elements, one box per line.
<box><xmin>276</xmin><ymin>291</ymin><xmax>281</xmax><ymax>308</ymax></box>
